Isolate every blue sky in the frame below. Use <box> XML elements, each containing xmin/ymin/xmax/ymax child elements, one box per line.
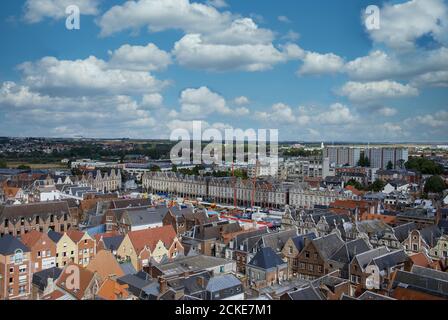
<box><xmin>0</xmin><ymin>0</ymin><xmax>447</xmax><ymax>142</ymax></box>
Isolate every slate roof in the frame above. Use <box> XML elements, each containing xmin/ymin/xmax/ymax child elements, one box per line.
<box><xmin>393</xmin><ymin>222</ymin><xmax>417</xmax><ymax>242</ymax></box>
<box><xmin>392</xmin><ymin>268</ymin><xmax>448</xmax><ymax>299</ymax></box>
<box><xmin>111</xmin><ymin>198</ymin><xmax>153</xmax><ymax>209</ymax></box>
<box><xmin>371</xmin><ymin>249</ymin><xmax>409</xmax><ymax>271</ymax></box>
<box><xmin>102</xmin><ymin>235</ymin><xmax>125</xmax><ymax>251</ymax></box>
<box><xmin>0</xmin><ymin>201</ymin><xmax>70</xmax><ymax>222</ymax></box>
<box><xmin>260</xmin><ymin>229</ymin><xmax>298</xmax><ymax>252</ymax></box>
<box><xmin>353</xmin><ymin>246</ymin><xmax>390</xmax><ymax>270</ymax></box>
<box><xmin>125</xmin><ymin>207</ymin><xmax>168</xmax><ymax>227</ymax></box>
<box><xmin>287</xmin><ymin>286</ymin><xmax>324</xmax><ymax>300</ymax></box>
<box><xmin>248</xmin><ymin>247</ymin><xmax>286</xmax><ymax>270</ymax></box>
<box><xmin>419</xmin><ymin>225</ymin><xmax>442</xmax><ymax>247</ymax></box>
<box><xmin>0</xmin><ymin>234</ymin><xmax>29</xmax><ymax>255</ymax></box>
<box><xmin>47</xmin><ymin>230</ymin><xmax>63</xmax><ymax>243</ymax></box>
<box><xmin>206</xmin><ymin>274</ymin><xmax>242</xmax><ymax>293</ymax></box>
<box><xmin>330</xmin><ymin>238</ymin><xmax>371</xmax><ymax>264</ymax></box>
<box><xmin>312</xmin><ymin>233</ymin><xmax>345</xmax><ymax>261</ymax></box>
<box><xmin>233</xmin><ymin>227</ymin><xmax>269</xmax><ymax>252</ymax></box>
<box><xmin>119</xmin><ymin>262</ymin><xmax>136</xmax><ymax>275</ymax></box>
<box><xmin>32</xmin><ymin>267</ymin><xmax>62</xmax><ymax>292</ymax></box>
<box><xmin>291</xmin><ymin>233</ymin><xmax>317</xmax><ymax>252</ymax></box>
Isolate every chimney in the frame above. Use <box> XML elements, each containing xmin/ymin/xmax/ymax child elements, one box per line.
<box><xmin>196</xmin><ymin>276</ymin><xmax>206</xmax><ymax>289</ymax></box>
<box><xmin>158</xmin><ymin>277</ymin><xmax>168</xmax><ymax>294</ymax></box>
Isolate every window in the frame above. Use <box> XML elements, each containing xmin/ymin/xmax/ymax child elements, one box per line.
<box><xmin>289</xmin><ymin>246</ymin><xmax>293</xmax><ymax>254</ymax></box>
<box><xmin>305</xmin><ymin>251</ymin><xmax>310</xmax><ymax>258</ymax></box>
<box><xmin>413</xmin><ymin>244</ymin><xmax>418</xmax><ymax>251</ymax></box>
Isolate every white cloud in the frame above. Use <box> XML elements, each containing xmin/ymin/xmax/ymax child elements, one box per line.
<box><xmin>142</xmin><ymin>93</ymin><xmax>164</xmax><ymax>108</ymax></box>
<box><xmin>18</xmin><ymin>56</ymin><xmax>167</xmax><ymax>96</ymax></box>
<box><xmin>173</xmin><ymin>34</ymin><xmax>294</xmax><ymax>72</ymax></box>
<box><xmin>411</xmin><ymin>70</ymin><xmax>448</xmax><ymax>87</ymax></box>
<box><xmin>405</xmin><ymin>110</ymin><xmax>448</xmax><ymax>128</ymax></box>
<box><xmin>298</xmin><ymin>52</ymin><xmax>345</xmax><ymax>75</ymax></box>
<box><xmin>282</xmin><ymin>30</ymin><xmax>300</xmax><ymax>42</ymax></box>
<box><xmin>24</xmin><ymin>0</ymin><xmax>100</xmax><ymax>23</ymax></box>
<box><xmin>255</xmin><ymin>103</ymin><xmax>302</xmax><ymax>125</ymax></box>
<box><xmin>365</xmin><ymin>0</ymin><xmax>448</xmax><ymax>50</ymax></box>
<box><xmin>98</xmin><ymin>0</ymin><xmax>232</xmax><ymax>37</ymax></box>
<box><xmin>316</xmin><ymin>103</ymin><xmax>357</xmax><ymax>125</ymax></box>
<box><xmin>278</xmin><ymin>16</ymin><xmax>291</xmax><ymax>23</ymax></box>
<box><xmin>377</xmin><ymin>107</ymin><xmax>398</xmax><ymax>117</ymax></box>
<box><xmin>108</xmin><ymin>43</ymin><xmax>172</xmax><ymax>72</ymax></box>
<box><xmin>233</xmin><ymin>96</ymin><xmax>250</xmax><ymax>106</ymax></box>
<box><xmin>202</xmin><ymin>18</ymin><xmax>274</xmax><ymax>45</ymax></box>
<box><xmin>339</xmin><ymin>80</ymin><xmax>419</xmax><ymax>101</ymax></box>
<box><xmin>0</xmin><ymin>82</ymin><xmax>159</xmax><ymax>137</ymax></box>
<box><xmin>206</xmin><ymin>0</ymin><xmax>228</xmax><ymax>8</ymax></box>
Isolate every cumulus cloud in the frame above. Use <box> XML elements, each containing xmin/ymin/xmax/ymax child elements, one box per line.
<box><xmin>98</xmin><ymin>0</ymin><xmax>232</xmax><ymax>37</ymax></box>
<box><xmin>316</xmin><ymin>103</ymin><xmax>357</xmax><ymax>125</ymax></box>
<box><xmin>178</xmin><ymin>86</ymin><xmax>249</xmax><ymax>118</ymax></box>
<box><xmin>173</xmin><ymin>34</ymin><xmax>295</xmax><ymax>72</ymax></box>
<box><xmin>278</xmin><ymin>16</ymin><xmax>291</xmax><ymax>23</ymax></box>
<box><xmin>108</xmin><ymin>43</ymin><xmax>172</xmax><ymax>72</ymax></box>
<box><xmin>23</xmin><ymin>0</ymin><xmax>100</xmax><ymax>23</ymax></box>
<box><xmin>339</xmin><ymin>80</ymin><xmax>419</xmax><ymax>101</ymax></box>
<box><xmin>405</xmin><ymin>110</ymin><xmax>448</xmax><ymax>128</ymax></box>
<box><xmin>377</xmin><ymin>107</ymin><xmax>398</xmax><ymax>117</ymax></box>
<box><xmin>18</xmin><ymin>56</ymin><xmax>168</xmax><ymax>96</ymax></box>
<box><xmin>255</xmin><ymin>103</ymin><xmax>298</xmax><ymax>124</ymax></box>
<box><xmin>365</xmin><ymin>0</ymin><xmax>448</xmax><ymax>50</ymax></box>
<box><xmin>206</xmin><ymin>0</ymin><xmax>228</xmax><ymax>8</ymax></box>
<box><xmin>233</xmin><ymin>96</ymin><xmax>250</xmax><ymax>106</ymax></box>
<box><xmin>142</xmin><ymin>93</ymin><xmax>164</xmax><ymax>108</ymax></box>
<box><xmin>0</xmin><ymin>81</ymin><xmax>159</xmax><ymax>138</ymax></box>
<box><xmin>298</xmin><ymin>52</ymin><xmax>345</xmax><ymax>75</ymax></box>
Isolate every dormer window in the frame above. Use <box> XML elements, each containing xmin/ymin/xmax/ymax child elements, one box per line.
<box><xmin>36</xmin><ymin>216</ymin><xmax>40</xmax><ymax>224</ymax></box>
<box><xmin>50</xmin><ymin>215</ymin><xmax>54</xmax><ymax>223</ymax></box>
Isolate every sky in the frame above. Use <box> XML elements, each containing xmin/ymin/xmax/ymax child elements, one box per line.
<box><xmin>0</xmin><ymin>0</ymin><xmax>447</xmax><ymax>142</ymax></box>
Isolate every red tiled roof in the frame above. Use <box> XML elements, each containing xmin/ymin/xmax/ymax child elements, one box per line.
<box><xmin>128</xmin><ymin>225</ymin><xmax>177</xmax><ymax>254</ymax></box>
<box><xmin>97</xmin><ymin>279</ymin><xmax>129</xmax><ymax>300</ymax></box>
<box><xmin>56</xmin><ymin>263</ymin><xmax>96</xmax><ymax>300</ymax></box>
<box><xmin>66</xmin><ymin>230</ymin><xmax>85</xmax><ymax>243</ymax></box>
<box><xmin>20</xmin><ymin>230</ymin><xmax>43</xmax><ymax>247</ymax></box>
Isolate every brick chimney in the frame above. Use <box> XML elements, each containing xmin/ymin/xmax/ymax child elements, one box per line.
<box><xmin>158</xmin><ymin>277</ymin><xmax>168</xmax><ymax>294</ymax></box>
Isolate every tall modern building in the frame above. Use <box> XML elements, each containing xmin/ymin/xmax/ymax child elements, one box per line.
<box><xmin>324</xmin><ymin>147</ymin><xmax>361</xmax><ymax>167</ymax></box>
<box><xmin>324</xmin><ymin>146</ymin><xmax>408</xmax><ymax>169</ymax></box>
<box><xmin>365</xmin><ymin>147</ymin><xmax>409</xmax><ymax>169</ymax></box>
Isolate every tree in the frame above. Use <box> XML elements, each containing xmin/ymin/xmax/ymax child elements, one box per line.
<box><xmin>172</xmin><ymin>164</ymin><xmax>178</xmax><ymax>173</ymax></box>
<box><xmin>405</xmin><ymin>157</ymin><xmax>443</xmax><ymax>175</ymax></box>
<box><xmin>369</xmin><ymin>179</ymin><xmax>386</xmax><ymax>192</ymax></box>
<box><xmin>0</xmin><ymin>160</ymin><xmax>7</xmax><ymax>168</ymax></box>
<box><xmin>17</xmin><ymin>165</ymin><xmax>31</xmax><ymax>170</ymax></box>
<box><xmin>346</xmin><ymin>179</ymin><xmax>363</xmax><ymax>190</ymax></box>
<box><xmin>150</xmin><ymin>165</ymin><xmax>161</xmax><ymax>172</ymax></box>
<box><xmin>424</xmin><ymin>175</ymin><xmax>446</xmax><ymax>194</ymax></box>
<box><xmin>357</xmin><ymin>154</ymin><xmax>371</xmax><ymax>167</ymax></box>
<box><xmin>386</xmin><ymin>161</ymin><xmax>394</xmax><ymax>170</ymax></box>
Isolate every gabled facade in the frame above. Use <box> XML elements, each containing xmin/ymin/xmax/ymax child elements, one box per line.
<box><xmin>0</xmin><ymin>235</ymin><xmax>32</xmax><ymax>300</ymax></box>
<box><xmin>20</xmin><ymin>230</ymin><xmax>57</xmax><ymax>273</ymax></box>
<box><xmin>66</xmin><ymin>230</ymin><xmax>96</xmax><ymax>267</ymax></box>
<box><xmin>116</xmin><ymin>225</ymin><xmax>183</xmax><ymax>271</ymax></box>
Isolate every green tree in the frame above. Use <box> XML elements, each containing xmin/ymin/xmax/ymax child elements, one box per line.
<box><xmin>172</xmin><ymin>164</ymin><xmax>178</xmax><ymax>173</ymax></box>
<box><xmin>0</xmin><ymin>160</ymin><xmax>7</xmax><ymax>168</ymax></box>
<box><xmin>346</xmin><ymin>179</ymin><xmax>364</xmax><ymax>190</ymax></box>
<box><xmin>369</xmin><ymin>179</ymin><xmax>386</xmax><ymax>192</ymax></box>
<box><xmin>357</xmin><ymin>154</ymin><xmax>371</xmax><ymax>167</ymax></box>
<box><xmin>17</xmin><ymin>165</ymin><xmax>31</xmax><ymax>170</ymax></box>
<box><xmin>386</xmin><ymin>161</ymin><xmax>394</xmax><ymax>170</ymax></box>
<box><xmin>150</xmin><ymin>165</ymin><xmax>161</xmax><ymax>172</ymax></box>
<box><xmin>424</xmin><ymin>175</ymin><xmax>446</xmax><ymax>194</ymax></box>
<box><xmin>405</xmin><ymin>157</ymin><xmax>443</xmax><ymax>175</ymax></box>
